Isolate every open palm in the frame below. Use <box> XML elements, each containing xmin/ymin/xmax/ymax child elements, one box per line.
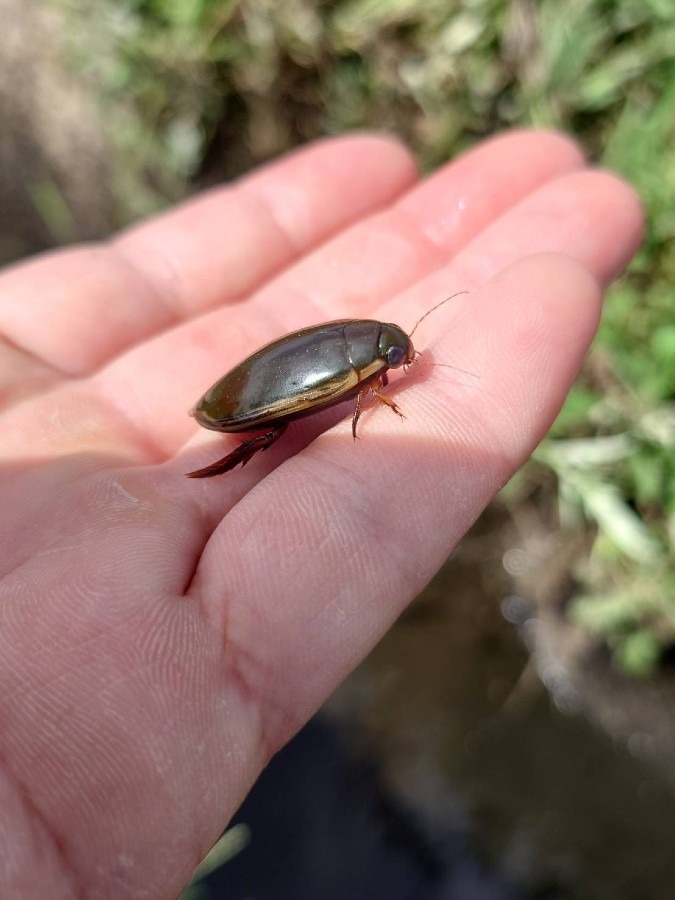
<box><xmin>0</xmin><ymin>132</ymin><xmax>642</xmax><ymax>898</ymax></box>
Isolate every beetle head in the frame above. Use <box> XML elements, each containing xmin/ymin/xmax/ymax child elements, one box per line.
<box><xmin>378</xmin><ymin>323</ymin><xmax>415</xmax><ymax>369</ymax></box>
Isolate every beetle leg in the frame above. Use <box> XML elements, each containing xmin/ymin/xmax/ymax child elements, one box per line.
<box><xmin>371</xmin><ymin>373</ymin><xmax>404</xmax><ymax>419</ymax></box>
<box><xmin>351</xmin><ymin>372</ymin><xmax>403</xmax><ymax>440</ymax></box>
<box><xmin>351</xmin><ymin>386</ymin><xmax>368</xmax><ymax>440</ymax></box>
<box><xmin>186</xmin><ymin>424</ymin><xmax>288</xmax><ymax>478</ymax></box>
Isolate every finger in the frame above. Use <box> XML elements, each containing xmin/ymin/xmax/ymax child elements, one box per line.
<box><xmin>449</xmin><ymin>169</ymin><xmax>645</xmax><ymax>289</ymax></box>
<box><xmin>96</xmin><ymin>131</ymin><xmax>586</xmax><ymax>452</ymax></box>
<box><xmin>383</xmin><ymin>168</ymin><xmax>643</xmax><ymax>355</ymax></box>
<box><xmin>193</xmin><ymin>254</ymin><xmax>601</xmax><ymax>747</ymax></box>
<box><xmin>0</xmin><ymin>134</ymin><xmax>417</xmax><ymax>380</ymax></box>
<box><xmin>0</xmin><ymin>342</ymin><xmax>55</xmax><ymax>408</ymax></box>
<box><xmin>247</xmin><ymin>129</ymin><xmax>586</xmax><ymax>320</ymax></box>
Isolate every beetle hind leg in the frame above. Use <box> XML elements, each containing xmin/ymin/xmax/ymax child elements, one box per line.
<box><xmin>186</xmin><ymin>424</ymin><xmax>288</xmax><ymax>478</ymax></box>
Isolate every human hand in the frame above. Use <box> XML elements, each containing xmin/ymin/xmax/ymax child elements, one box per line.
<box><xmin>0</xmin><ymin>132</ymin><xmax>642</xmax><ymax>898</ymax></box>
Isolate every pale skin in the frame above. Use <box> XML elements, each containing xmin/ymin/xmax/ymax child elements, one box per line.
<box><xmin>0</xmin><ymin>131</ymin><xmax>643</xmax><ymax>898</ymax></box>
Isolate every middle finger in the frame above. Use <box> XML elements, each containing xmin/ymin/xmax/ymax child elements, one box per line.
<box><xmin>96</xmin><ymin>132</ymin><xmax>585</xmax><ymax>452</ymax></box>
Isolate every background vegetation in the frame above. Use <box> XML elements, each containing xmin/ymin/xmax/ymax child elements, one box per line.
<box><xmin>61</xmin><ymin>0</ymin><xmax>675</xmax><ymax>674</ymax></box>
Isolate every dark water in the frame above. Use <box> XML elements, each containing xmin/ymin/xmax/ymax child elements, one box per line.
<box><xmin>201</xmin><ymin>716</ymin><xmax>520</xmax><ymax>900</ymax></box>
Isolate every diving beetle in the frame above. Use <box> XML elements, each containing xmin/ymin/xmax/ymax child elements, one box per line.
<box><xmin>186</xmin><ymin>294</ymin><xmax>467</xmax><ymax>478</ymax></box>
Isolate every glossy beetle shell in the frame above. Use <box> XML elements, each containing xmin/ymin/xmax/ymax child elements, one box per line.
<box><xmin>187</xmin><ymin>318</ymin><xmax>414</xmax><ymax>477</ymax></box>
<box><xmin>192</xmin><ymin>319</ymin><xmax>413</xmax><ymax>432</ymax></box>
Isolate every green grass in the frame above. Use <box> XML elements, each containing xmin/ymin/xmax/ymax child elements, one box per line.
<box><xmin>64</xmin><ymin>0</ymin><xmax>675</xmax><ymax>674</ymax></box>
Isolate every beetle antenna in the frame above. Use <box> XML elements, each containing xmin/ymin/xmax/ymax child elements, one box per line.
<box><xmin>409</xmin><ymin>291</ymin><xmax>468</xmax><ymax>338</ymax></box>
<box><xmin>410</xmin><ymin>355</ymin><xmax>479</xmax><ymax>378</ymax></box>
<box><xmin>422</xmin><ymin>362</ymin><xmax>479</xmax><ymax>378</ymax></box>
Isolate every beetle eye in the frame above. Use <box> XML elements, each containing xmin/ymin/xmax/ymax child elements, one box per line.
<box><xmin>386</xmin><ymin>345</ymin><xmax>407</xmax><ymax>368</ymax></box>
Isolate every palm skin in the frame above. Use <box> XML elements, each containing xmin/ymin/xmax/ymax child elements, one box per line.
<box><xmin>0</xmin><ymin>132</ymin><xmax>642</xmax><ymax>898</ymax></box>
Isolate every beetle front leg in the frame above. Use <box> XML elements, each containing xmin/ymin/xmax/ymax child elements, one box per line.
<box><xmin>186</xmin><ymin>424</ymin><xmax>288</xmax><ymax>478</ymax></box>
<box><xmin>351</xmin><ymin>387</ymin><xmax>368</xmax><ymax>440</ymax></box>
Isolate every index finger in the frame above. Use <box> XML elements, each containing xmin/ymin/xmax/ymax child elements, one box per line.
<box><xmin>0</xmin><ymin>135</ymin><xmax>416</xmax><ymax>377</ymax></box>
